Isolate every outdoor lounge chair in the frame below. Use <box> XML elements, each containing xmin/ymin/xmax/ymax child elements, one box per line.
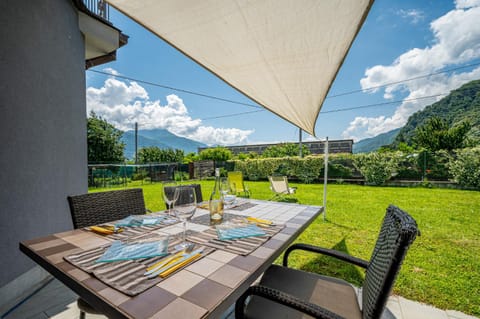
<box><xmin>235</xmin><ymin>204</ymin><xmax>419</xmax><ymax>319</ymax></box>
<box><xmin>67</xmin><ymin>188</ymin><xmax>150</xmax><ymax>318</ymax></box>
<box><xmin>228</xmin><ymin>171</ymin><xmax>251</xmax><ymax>197</ymax></box>
<box><xmin>268</xmin><ymin>175</ymin><xmax>297</xmax><ymax>201</ymax></box>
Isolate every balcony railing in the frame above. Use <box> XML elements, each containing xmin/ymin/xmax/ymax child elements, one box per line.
<box><xmin>82</xmin><ymin>0</ymin><xmax>109</xmax><ymax>21</ymax></box>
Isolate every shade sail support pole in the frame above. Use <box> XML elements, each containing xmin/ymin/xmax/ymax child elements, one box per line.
<box><xmin>323</xmin><ymin>137</ymin><xmax>329</xmax><ymax>221</ymax></box>
<box><xmin>299</xmin><ymin>128</ymin><xmax>303</xmax><ymax>158</ymax></box>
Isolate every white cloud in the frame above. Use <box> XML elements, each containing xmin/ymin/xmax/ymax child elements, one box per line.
<box><xmin>86</xmin><ymin>77</ymin><xmax>253</xmax><ymax>146</ymax></box>
<box><xmin>455</xmin><ymin>0</ymin><xmax>480</xmax><ymax>9</ymax></box>
<box><xmin>397</xmin><ymin>9</ymin><xmax>425</xmax><ymax>24</ymax></box>
<box><xmin>343</xmin><ymin>4</ymin><xmax>480</xmax><ymax>141</ymax></box>
<box><xmin>102</xmin><ymin>67</ymin><xmax>120</xmax><ymax>76</ymax></box>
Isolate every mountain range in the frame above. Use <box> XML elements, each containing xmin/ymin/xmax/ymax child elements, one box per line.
<box><xmin>121</xmin><ymin>79</ymin><xmax>480</xmax><ymax>157</ymax></box>
<box><xmin>122</xmin><ymin>129</ymin><xmax>206</xmax><ymax>159</ymax></box>
<box><xmin>353</xmin><ymin>79</ymin><xmax>480</xmax><ymax>153</ymax></box>
<box><xmin>352</xmin><ymin>128</ymin><xmax>401</xmax><ymax>153</ymax></box>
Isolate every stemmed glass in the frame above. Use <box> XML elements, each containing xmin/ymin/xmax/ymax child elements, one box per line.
<box><xmin>220</xmin><ymin>177</ymin><xmax>230</xmax><ymax>197</ymax></box>
<box><xmin>162</xmin><ymin>181</ymin><xmax>179</xmax><ymax>217</ymax></box>
<box><xmin>220</xmin><ymin>177</ymin><xmax>236</xmax><ymax>207</ymax></box>
<box><xmin>173</xmin><ymin>187</ymin><xmax>197</xmax><ymax>249</ymax></box>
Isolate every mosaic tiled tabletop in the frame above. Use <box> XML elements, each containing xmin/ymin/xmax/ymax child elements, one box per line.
<box><xmin>20</xmin><ymin>200</ymin><xmax>323</xmax><ymax>319</ymax></box>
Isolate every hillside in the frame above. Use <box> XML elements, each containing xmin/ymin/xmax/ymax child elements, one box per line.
<box><xmin>122</xmin><ymin>129</ymin><xmax>206</xmax><ymax>159</ymax></box>
<box><xmin>394</xmin><ymin>79</ymin><xmax>480</xmax><ymax>145</ymax></box>
<box><xmin>353</xmin><ymin>128</ymin><xmax>400</xmax><ymax>153</ymax></box>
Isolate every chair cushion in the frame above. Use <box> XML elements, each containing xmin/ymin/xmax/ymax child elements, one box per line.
<box><xmin>77</xmin><ymin>298</ymin><xmax>103</xmax><ymax>314</ymax></box>
<box><xmin>245</xmin><ymin>265</ymin><xmax>362</xmax><ymax>319</ymax></box>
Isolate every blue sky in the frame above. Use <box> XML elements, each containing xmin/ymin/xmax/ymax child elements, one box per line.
<box><xmin>86</xmin><ymin>0</ymin><xmax>480</xmax><ymax>146</ymax></box>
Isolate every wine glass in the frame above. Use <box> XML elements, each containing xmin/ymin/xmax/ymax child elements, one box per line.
<box><xmin>220</xmin><ymin>177</ymin><xmax>230</xmax><ymax>196</ymax></box>
<box><xmin>162</xmin><ymin>181</ymin><xmax>179</xmax><ymax>216</ymax></box>
<box><xmin>220</xmin><ymin>177</ymin><xmax>236</xmax><ymax>207</ymax></box>
<box><xmin>173</xmin><ymin>187</ymin><xmax>197</xmax><ymax>249</ymax></box>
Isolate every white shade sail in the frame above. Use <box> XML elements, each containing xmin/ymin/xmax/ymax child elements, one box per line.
<box><xmin>106</xmin><ymin>0</ymin><xmax>373</xmax><ymax>136</ymax></box>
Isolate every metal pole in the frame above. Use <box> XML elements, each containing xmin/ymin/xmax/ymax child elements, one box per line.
<box><xmin>423</xmin><ymin>150</ymin><xmax>426</xmax><ymax>181</ymax></box>
<box><xmin>135</xmin><ymin>122</ymin><xmax>138</xmax><ymax>164</ymax></box>
<box><xmin>299</xmin><ymin>128</ymin><xmax>303</xmax><ymax>158</ymax></box>
<box><xmin>323</xmin><ymin>137</ymin><xmax>329</xmax><ymax>221</ymax></box>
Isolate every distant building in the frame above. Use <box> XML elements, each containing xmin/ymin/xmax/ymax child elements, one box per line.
<box><xmin>198</xmin><ymin>139</ymin><xmax>353</xmax><ymax>155</ymax></box>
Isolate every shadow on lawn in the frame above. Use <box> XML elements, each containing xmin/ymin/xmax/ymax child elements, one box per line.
<box><xmin>298</xmin><ymin>237</ymin><xmax>365</xmax><ymax>287</ymax></box>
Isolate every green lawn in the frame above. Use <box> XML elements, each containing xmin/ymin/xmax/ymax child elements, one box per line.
<box><xmin>91</xmin><ymin>181</ymin><xmax>480</xmax><ymax>316</ymax></box>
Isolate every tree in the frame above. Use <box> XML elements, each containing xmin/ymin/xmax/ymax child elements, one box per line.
<box><xmin>137</xmin><ymin>146</ymin><xmax>184</xmax><ymax>163</ymax></box>
<box><xmin>183</xmin><ymin>152</ymin><xmax>199</xmax><ymax>164</ymax></box>
<box><xmin>199</xmin><ymin>147</ymin><xmax>232</xmax><ymax>161</ymax></box>
<box><xmin>262</xmin><ymin>143</ymin><xmax>310</xmax><ymax>158</ymax></box>
<box><xmin>87</xmin><ymin>112</ymin><xmax>125</xmax><ymax>163</ymax></box>
<box><xmin>353</xmin><ymin>152</ymin><xmax>400</xmax><ymax>186</ymax></box>
<box><xmin>413</xmin><ymin>117</ymin><xmax>471</xmax><ymax>151</ymax></box>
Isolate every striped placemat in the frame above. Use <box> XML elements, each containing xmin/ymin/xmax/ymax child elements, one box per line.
<box><xmin>191</xmin><ymin>212</ymin><xmax>241</xmax><ymax>225</ymax></box>
<box><xmin>197</xmin><ymin>199</ymin><xmax>257</xmax><ymax>211</ymax></box>
<box><xmin>64</xmin><ymin>234</ymin><xmax>213</xmax><ymax>296</ymax></box>
<box><xmin>187</xmin><ymin>220</ymin><xmax>284</xmax><ymax>255</ymax></box>
<box><xmin>85</xmin><ymin>215</ymin><xmax>180</xmax><ymax>241</ymax></box>
<box><xmin>228</xmin><ymin>201</ymin><xmax>257</xmax><ymax>211</ymax></box>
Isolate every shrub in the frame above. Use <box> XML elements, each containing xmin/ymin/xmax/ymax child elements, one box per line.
<box><xmin>293</xmin><ymin>156</ymin><xmax>323</xmax><ymax>183</ymax></box>
<box><xmin>230</xmin><ymin>156</ymin><xmax>323</xmax><ymax>182</ymax></box>
<box><xmin>199</xmin><ymin>147</ymin><xmax>233</xmax><ymax>161</ymax></box>
<box><xmin>353</xmin><ymin>152</ymin><xmax>400</xmax><ymax>185</ymax></box>
<box><xmin>448</xmin><ymin>147</ymin><xmax>480</xmax><ymax>188</ymax></box>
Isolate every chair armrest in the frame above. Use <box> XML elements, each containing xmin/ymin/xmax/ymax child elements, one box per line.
<box><xmin>235</xmin><ymin>285</ymin><xmax>345</xmax><ymax>319</ymax></box>
<box><xmin>283</xmin><ymin>243</ymin><xmax>369</xmax><ymax>269</ymax></box>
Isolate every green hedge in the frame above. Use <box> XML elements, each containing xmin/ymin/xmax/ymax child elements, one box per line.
<box><xmin>231</xmin><ymin>156</ymin><xmax>323</xmax><ymax>183</ymax></box>
<box><xmin>449</xmin><ymin>147</ymin><xmax>480</xmax><ymax>188</ymax></box>
<box><xmin>227</xmin><ymin>148</ymin><xmax>480</xmax><ymax>188</ymax></box>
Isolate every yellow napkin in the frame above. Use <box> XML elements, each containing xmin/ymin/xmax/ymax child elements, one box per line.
<box><xmin>90</xmin><ymin>225</ymin><xmax>123</xmax><ymax>235</ymax></box>
<box><xmin>159</xmin><ymin>253</ymin><xmax>201</xmax><ymax>278</ymax></box>
<box><xmin>246</xmin><ymin>217</ymin><xmax>273</xmax><ymax>225</ymax></box>
<box><xmin>146</xmin><ymin>251</ymin><xmax>184</xmax><ymax>272</ymax></box>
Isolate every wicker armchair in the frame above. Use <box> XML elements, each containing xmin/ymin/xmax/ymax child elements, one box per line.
<box><xmin>67</xmin><ymin>188</ymin><xmax>150</xmax><ymax>318</ymax></box>
<box><xmin>235</xmin><ymin>205</ymin><xmax>419</xmax><ymax>319</ymax></box>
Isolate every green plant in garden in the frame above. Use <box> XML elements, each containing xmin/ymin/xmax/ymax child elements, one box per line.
<box><xmin>448</xmin><ymin>147</ymin><xmax>480</xmax><ymax>188</ymax></box>
<box><xmin>292</xmin><ymin>156</ymin><xmax>323</xmax><ymax>183</ymax></box>
<box><xmin>183</xmin><ymin>152</ymin><xmax>199</xmax><ymax>163</ymax></box>
<box><xmin>413</xmin><ymin>117</ymin><xmax>472</xmax><ymax>151</ymax></box>
<box><xmin>353</xmin><ymin>152</ymin><xmax>400</xmax><ymax>185</ymax></box>
<box><xmin>137</xmin><ymin>146</ymin><xmax>184</xmax><ymax>163</ymax></box>
<box><xmin>199</xmin><ymin>146</ymin><xmax>233</xmax><ymax>161</ymax></box>
<box><xmin>87</xmin><ymin>111</ymin><xmax>125</xmax><ymax>163</ymax></box>
<box><xmin>234</xmin><ymin>152</ymin><xmax>259</xmax><ymax>160</ymax></box>
<box><xmin>262</xmin><ymin>143</ymin><xmax>310</xmax><ymax>158</ymax></box>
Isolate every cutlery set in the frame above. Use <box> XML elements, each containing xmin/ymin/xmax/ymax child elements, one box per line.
<box><xmin>144</xmin><ymin>245</ymin><xmax>203</xmax><ymax>278</ymax></box>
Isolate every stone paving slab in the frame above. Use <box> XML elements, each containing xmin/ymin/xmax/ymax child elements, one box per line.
<box><xmin>3</xmin><ymin>279</ymin><xmax>478</xmax><ymax>319</ymax></box>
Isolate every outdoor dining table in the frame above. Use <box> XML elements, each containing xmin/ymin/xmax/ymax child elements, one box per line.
<box><xmin>20</xmin><ymin>199</ymin><xmax>323</xmax><ymax>319</ymax></box>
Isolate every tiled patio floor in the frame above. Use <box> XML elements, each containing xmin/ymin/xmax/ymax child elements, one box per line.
<box><xmin>2</xmin><ymin>279</ymin><xmax>478</xmax><ymax>319</ymax></box>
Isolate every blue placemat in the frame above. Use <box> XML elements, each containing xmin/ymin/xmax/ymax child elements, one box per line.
<box><xmin>96</xmin><ymin>238</ymin><xmax>169</xmax><ymax>262</ymax></box>
<box><xmin>216</xmin><ymin>223</ymin><xmax>266</xmax><ymax>240</ymax></box>
<box><xmin>115</xmin><ymin>215</ymin><xmax>167</xmax><ymax>227</ymax></box>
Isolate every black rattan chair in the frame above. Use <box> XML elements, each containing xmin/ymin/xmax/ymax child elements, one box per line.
<box><xmin>235</xmin><ymin>205</ymin><xmax>419</xmax><ymax>319</ymax></box>
<box><xmin>68</xmin><ymin>188</ymin><xmax>149</xmax><ymax>229</ymax></box>
<box><xmin>164</xmin><ymin>184</ymin><xmax>203</xmax><ymax>209</ymax></box>
<box><xmin>67</xmin><ymin>188</ymin><xmax>150</xmax><ymax>318</ymax></box>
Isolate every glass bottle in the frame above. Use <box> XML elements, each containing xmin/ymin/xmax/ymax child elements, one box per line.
<box><xmin>209</xmin><ymin>168</ymin><xmax>224</xmax><ymax>224</ymax></box>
